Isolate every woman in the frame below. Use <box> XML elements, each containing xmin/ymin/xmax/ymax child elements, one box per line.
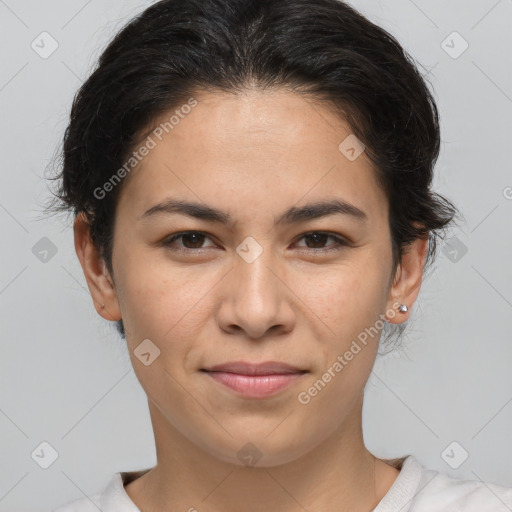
<box><xmin>47</xmin><ymin>0</ymin><xmax>512</xmax><ymax>510</ymax></box>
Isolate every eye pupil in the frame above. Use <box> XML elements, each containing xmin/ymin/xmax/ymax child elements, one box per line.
<box><xmin>182</xmin><ymin>233</ymin><xmax>205</xmax><ymax>248</ymax></box>
<box><xmin>164</xmin><ymin>230</ymin><xmax>345</xmax><ymax>253</ymax></box>
<box><xmin>306</xmin><ymin>233</ymin><xmax>328</xmax><ymax>248</ymax></box>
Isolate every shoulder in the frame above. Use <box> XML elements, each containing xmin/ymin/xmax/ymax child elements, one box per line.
<box><xmin>51</xmin><ymin>491</ymin><xmax>104</xmax><ymax>512</ymax></box>
<box><xmin>51</xmin><ymin>468</ymin><xmax>150</xmax><ymax>512</ymax></box>
<box><xmin>410</xmin><ymin>459</ymin><xmax>512</xmax><ymax>511</ymax></box>
<box><xmin>376</xmin><ymin>455</ymin><xmax>512</xmax><ymax>511</ymax></box>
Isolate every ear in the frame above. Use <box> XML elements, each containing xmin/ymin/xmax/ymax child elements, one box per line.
<box><xmin>73</xmin><ymin>212</ymin><xmax>122</xmax><ymax>321</ymax></box>
<box><xmin>385</xmin><ymin>230</ymin><xmax>429</xmax><ymax>324</ymax></box>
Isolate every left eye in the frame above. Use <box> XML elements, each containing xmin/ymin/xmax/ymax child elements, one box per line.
<box><xmin>295</xmin><ymin>232</ymin><xmax>348</xmax><ymax>251</ymax></box>
<box><xmin>162</xmin><ymin>231</ymin><xmax>348</xmax><ymax>252</ymax></box>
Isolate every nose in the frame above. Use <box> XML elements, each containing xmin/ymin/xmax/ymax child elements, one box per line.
<box><xmin>216</xmin><ymin>246</ymin><xmax>295</xmax><ymax>340</ymax></box>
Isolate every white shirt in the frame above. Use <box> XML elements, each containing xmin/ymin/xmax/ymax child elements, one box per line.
<box><xmin>52</xmin><ymin>455</ymin><xmax>512</xmax><ymax>511</ymax></box>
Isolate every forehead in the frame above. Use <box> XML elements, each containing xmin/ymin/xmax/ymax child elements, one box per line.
<box><xmin>116</xmin><ymin>88</ymin><xmax>387</xmax><ymax>224</ymax></box>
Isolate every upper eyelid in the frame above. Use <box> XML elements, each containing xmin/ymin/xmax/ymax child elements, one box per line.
<box><xmin>164</xmin><ymin>230</ymin><xmax>348</xmax><ymax>247</ymax></box>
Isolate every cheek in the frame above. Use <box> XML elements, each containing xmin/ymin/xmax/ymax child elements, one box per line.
<box><xmin>119</xmin><ymin>268</ymin><xmax>210</xmax><ymax>392</ymax></box>
<box><xmin>298</xmin><ymin>255</ymin><xmax>386</xmax><ymax>329</ymax></box>
<box><xmin>293</xmin><ymin>264</ymin><xmax>384</xmax><ymax>419</ymax></box>
<box><xmin>117</xmin><ymin>259</ymin><xmax>223</xmax><ymax>377</ymax></box>
<box><xmin>118</xmin><ymin>246</ymin><xmax>389</xmax><ymax>348</ymax></box>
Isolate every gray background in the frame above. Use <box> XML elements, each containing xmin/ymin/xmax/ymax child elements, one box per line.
<box><xmin>1</xmin><ymin>0</ymin><xmax>511</xmax><ymax>510</ymax></box>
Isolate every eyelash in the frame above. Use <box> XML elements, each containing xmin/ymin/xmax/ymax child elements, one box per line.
<box><xmin>162</xmin><ymin>230</ymin><xmax>349</xmax><ymax>254</ymax></box>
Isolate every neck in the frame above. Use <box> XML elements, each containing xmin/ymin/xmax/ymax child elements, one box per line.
<box><xmin>125</xmin><ymin>395</ymin><xmax>397</xmax><ymax>512</ymax></box>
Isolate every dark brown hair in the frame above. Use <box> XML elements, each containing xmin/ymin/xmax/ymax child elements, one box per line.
<box><xmin>44</xmin><ymin>0</ymin><xmax>461</xmax><ymax>345</ymax></box>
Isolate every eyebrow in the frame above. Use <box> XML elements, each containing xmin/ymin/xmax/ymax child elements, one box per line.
<box><xmin>139</xmin><ymin>198</ymin><xmax>368</xmax><ymax>226</ymax></box>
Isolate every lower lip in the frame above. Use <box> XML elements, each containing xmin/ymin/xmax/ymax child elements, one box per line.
<box><xmin>203</xmin><ymin>371</ymin><xmax>305</xmax><ymax>398</ymax></box>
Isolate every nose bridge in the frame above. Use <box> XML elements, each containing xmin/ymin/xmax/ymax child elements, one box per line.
<box><xmin>217</xmin><ymin>234</ymin><xmax>292</xmax><ymax>338</ymax></box>
<box><xmin>233</xmin><ymin>235</ymin><xmax>281</xmax><ymax>303</ymax></box>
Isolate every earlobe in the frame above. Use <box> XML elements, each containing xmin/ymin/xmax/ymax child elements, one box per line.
<box><xmin>73</xmin><ymin>213</ymin><xmax>122</xmax><ymax>322</ymax></box>
<box><xmin>385</xmin><ymin>235</ymin><xmax>428</xmax><ymax>324</ymax></box>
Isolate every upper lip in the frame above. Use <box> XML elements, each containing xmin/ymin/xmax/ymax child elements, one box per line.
<box><xmin>202</xmin><ymin>361</ymin><xmax>307</xmax><ymax>375</ymax></box>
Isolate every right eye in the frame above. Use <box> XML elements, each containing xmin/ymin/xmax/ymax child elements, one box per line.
<box><xmin>162</xmin><ymin>231</ymin><xmax>217</xmax><ymax>252</ymax></box>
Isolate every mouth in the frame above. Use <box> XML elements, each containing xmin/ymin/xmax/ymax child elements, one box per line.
<box><xmin>201</xmin><ymin>360</ymin><xmax>307</xmax><ymax>375</ymax></box>
<box><xmin>200</xmin><ymin>361</ymin><xmax>308</xmax><ymax>398</ymax></box>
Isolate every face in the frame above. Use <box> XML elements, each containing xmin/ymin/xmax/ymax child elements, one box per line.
<box><xmin>76</xmin><ymin>88</ymin><xmax>426</xmax><ymax>467</ymax></box>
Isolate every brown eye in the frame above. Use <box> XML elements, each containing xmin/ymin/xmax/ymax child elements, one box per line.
<box><xmin>161</xmin><ymin>230</ymin><xmax>349</xmax><ymax>254</ymax></box>
<box><xmin>294</xmin><ymin>232</ymin><xmax>349</xmax><ymax>252</ymax></box>
<box><xmin>163</xmin><ymin>231</ymin><xmax>215</xmax><ymax>251</ymax></box>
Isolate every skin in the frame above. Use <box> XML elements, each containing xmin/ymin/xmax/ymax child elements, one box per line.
<box><xmin>74</xmin><ymin>87</ymin><xmax>428</xmax><ymax>512</ymax></box>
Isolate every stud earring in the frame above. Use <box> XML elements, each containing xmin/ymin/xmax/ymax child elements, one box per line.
<box><xmin>398</xmin><ymin>304</ymin><xmax>408</xmax><ymax>313</ymax></box>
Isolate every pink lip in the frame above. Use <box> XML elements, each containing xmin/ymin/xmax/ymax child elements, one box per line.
<box><xmin>201</xmin><ymin>361</ymin><xmax>308</xmax><ymax>398</ymax></box>
<box><xmin>204</xmin><ymin>360</ymin><xmax>305</xmax><ymax>375</ymax></box>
